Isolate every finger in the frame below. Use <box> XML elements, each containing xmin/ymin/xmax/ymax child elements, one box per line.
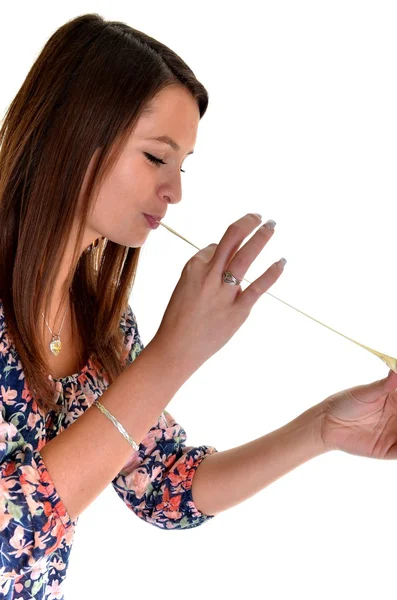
<box><xmin>236</xmin><ymin>260</ymin><xmax>286</xmax><ymax>312</ymax></box>
<box><xmin>211</xmin><ymin>213</ymin><xmax>263</xmax><ymax>274</ymax></box>
<box><xmin>225</xmin><ymin>222</ymin><xmax>275</xmax><ymax>283</ymax></box>
<box><xmin>190</xmin><ymin>243</ymin><xmax>218</xmax><ymax>263</ymax></box>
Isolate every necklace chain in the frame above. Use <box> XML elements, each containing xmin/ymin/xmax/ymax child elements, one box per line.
<box><xmin>41</xmin><ymin>298</ymin><xmax>69</xmax><ymax>357</ymax></box>
<box><xmin>40</xmin><ymin>238</ymin><xmax>97</xmax><ymax>357</ymax></box>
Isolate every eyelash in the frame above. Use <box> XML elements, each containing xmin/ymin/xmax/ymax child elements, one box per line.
<box><xmin>144</xmin><ymin>152</ymin><xmax>186</xmax><ymax>173</ymax></box>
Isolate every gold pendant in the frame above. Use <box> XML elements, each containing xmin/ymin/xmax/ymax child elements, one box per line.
<box><xmin>50</xmin><ymin>336</ymin><xmax>62</xmax><ymax>356</ymax></box>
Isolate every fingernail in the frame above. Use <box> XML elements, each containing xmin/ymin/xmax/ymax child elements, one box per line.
<box><xmin>279</xmin><ymin>257</ymin><xmax>287</xmax><ymax>267</ymax></box>
<box><xmin>262</xmin><ymin>219</ymin><xmax>276</xmax><ymax>231</ymax></box>
<box><xmin>252</xmin><ymin>213</ymin><xmax>262</xmax><ymax>220</ymax></box>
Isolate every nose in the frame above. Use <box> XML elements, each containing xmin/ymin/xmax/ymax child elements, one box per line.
<box><xmin>163</xmin><ymin>187</ymin><xmax>182</xmax><ymax>205</ymax></box>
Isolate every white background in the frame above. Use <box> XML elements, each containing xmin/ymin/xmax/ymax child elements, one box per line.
<box><xmin>1</xmin><ymin>2</ymin><xmax>397</xmax><ymax>599</ymax></box>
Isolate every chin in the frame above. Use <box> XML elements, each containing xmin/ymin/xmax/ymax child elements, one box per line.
<box><xmin>125</xmin><ymin>235</ymin><xmax>148</xmax><ymax>249</ymax></box>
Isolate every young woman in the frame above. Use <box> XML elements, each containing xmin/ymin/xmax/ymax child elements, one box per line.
<box><xmin>0</xmin><ymin>13</ymin><xmax>396</xmax><ymax>600</ymax></box>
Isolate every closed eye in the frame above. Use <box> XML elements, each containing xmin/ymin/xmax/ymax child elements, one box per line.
<box><xmin>144</xmin><ymin>152</ymin><xmax>186</xmax><ymax>173</ymax></box>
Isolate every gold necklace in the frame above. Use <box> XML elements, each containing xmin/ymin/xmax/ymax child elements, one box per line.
<box><xmin>41</xmin><ymin>303</ymin><xmax>68</xmax><ymax>356</ymax></box>
<box><xmin>40</xmin><ymin>239</ymin><xmax>97</xmax><ymax>357</ymax></box>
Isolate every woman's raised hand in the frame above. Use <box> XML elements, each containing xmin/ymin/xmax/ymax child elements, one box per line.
<box><xmin>152</xmin><ymin>213</ymin><xmax>286</xmax><ymax>375</ymax></box>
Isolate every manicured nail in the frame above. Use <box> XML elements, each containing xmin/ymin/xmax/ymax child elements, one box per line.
<box><xmin>279</xmin><ymin>257</ymin><xmax>287</xmax><ymax>267</ymax></box>
<box><xmin>263</xmin><ymin>219</ymin><xmax>276</xmax><ymax>231</ymax></box>
<box><xmin>252</xmin><ymin>213</ymin><xmax>262</xmax><ymax>220</ymax></box>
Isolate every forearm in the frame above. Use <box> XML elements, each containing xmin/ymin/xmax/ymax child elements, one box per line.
<box><xmin>191</xmin><ymin>403</ymin><xmax>329</xmax><ymax>517</ymax></box>
<box><xmin>40</xmin><ymin>339</ymin><xmax>190</xmax><ymax>522</ymax></box>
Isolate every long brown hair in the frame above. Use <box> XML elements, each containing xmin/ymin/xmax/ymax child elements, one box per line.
<box><xmin>0</xmin><ymin>13</ymin><xmax>209</xmax><ymax>414</ymax></box>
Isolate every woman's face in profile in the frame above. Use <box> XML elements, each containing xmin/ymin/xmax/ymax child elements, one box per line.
<box><xmin>83</xmin><ymin>84</ymin><xmax>200</xmax><ymax>250</ymax></box>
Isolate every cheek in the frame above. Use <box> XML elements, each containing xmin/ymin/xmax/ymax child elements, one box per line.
<box><xmin>89</xmin><ymin>161</ymin><xmax>146</xmax><ymax>230</ymax></box>
<box><xmin>110</xmin><ymin>157</ymin><xmax>149</xmax><ymax>203</ymax></box>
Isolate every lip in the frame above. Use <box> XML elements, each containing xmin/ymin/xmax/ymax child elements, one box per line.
<box><xmin>143</xmin><ymin>213</ymin><xmax>163</xmax><ymax>222</ymax></box>
<box><xmin>143</xmin><ymin>213</ymin><xmax>161</xmax><ymax>229</ymax></box>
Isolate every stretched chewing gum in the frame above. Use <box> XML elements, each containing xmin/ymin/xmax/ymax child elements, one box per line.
<box><xmin>159</xmin><ymin>221</ymin><xmax>397</xmax><ymax>375</ymax></box>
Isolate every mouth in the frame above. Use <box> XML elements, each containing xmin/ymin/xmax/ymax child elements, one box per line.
<box><xmin>143</xmin><ymin>213</ymin><xmax>161</xmax><ymax>229</ymax></box>
<box><xmin>143</xmin><ymin>213</ymin><xmax>163</xmax><ymax>223</ymax></box>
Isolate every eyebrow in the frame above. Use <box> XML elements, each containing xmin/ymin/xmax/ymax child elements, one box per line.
<box><xmin>146</xmin><ymin>135</ymin><xmax>194</xmax><ymax>155</ymax></box>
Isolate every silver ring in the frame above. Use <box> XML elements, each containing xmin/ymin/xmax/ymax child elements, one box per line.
<box><xmin>222</xmin><ymin>270</ymin><xmax>242</xmax><ymax>286</ymax></box>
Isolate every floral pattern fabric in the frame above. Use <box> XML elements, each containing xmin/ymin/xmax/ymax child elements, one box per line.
<box><xmin>0</xmin><ymin>299</ymin><xmax>218</xmax><ymax>599</ymax></box>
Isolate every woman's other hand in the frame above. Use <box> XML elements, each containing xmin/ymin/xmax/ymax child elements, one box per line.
<box><xmin>318</xmin><ymin>369</ymin><xmax>397</xmax><ymax>458</ymax></box>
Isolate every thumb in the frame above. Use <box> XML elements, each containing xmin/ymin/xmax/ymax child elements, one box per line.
<box><xmin>383</xmin><ymin>368</ymin><xmax>397</xmax><ymax>391</ymax></box>
<box><xmin>349</xmin><ymin>369</ymin><xmax>397</xmax><ymax>403</ymax></box>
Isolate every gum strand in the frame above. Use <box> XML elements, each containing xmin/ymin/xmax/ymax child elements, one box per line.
<box><xmin>158</xmin><ymin>220</ymin><xmax>397</xmax><ymax>375</ymax></box>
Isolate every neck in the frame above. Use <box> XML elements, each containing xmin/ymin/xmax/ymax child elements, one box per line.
<box><xmin>41</xmin><ymin>289</ymin><xmax>72</xmax><ymax>335</ymax></box>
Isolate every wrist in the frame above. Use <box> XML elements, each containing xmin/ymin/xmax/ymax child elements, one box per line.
<box><xmin>148</xmin><ymin>334</ymin><xmax>202</xmax><ymax>381</ymax></box>
<box><xmin>145</xmin><ymin>336</ymin><xmax>197</xmax><ymax>386</ymax></box>
<box><xmin>288</xmin><ymin>401</ymin><xmax>330</xmax><ymax>457</ymax></box>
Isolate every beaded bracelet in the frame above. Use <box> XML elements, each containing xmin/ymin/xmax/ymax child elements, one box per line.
<box><xmin>92</xmin><ymin>399</ymin><xmax>139</xmax><ymax>452</ymax></box>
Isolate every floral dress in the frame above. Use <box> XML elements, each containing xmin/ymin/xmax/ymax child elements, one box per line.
<box><xmin>0</xmin><ymin>299</ymin><xmax>218</xmax><ymax>599</ymax></box>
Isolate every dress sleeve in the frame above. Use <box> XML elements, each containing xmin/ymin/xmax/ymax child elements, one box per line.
<box><xmin>112</xmin><ymin>409</ymin><xmax>218</xmax><ymax>530</ymax></box>
<box><xmin>0</xmin><ymin>406</ymin><xmax>77</xmax><ymax>581</ymax></box>
<box><xmin>111</xmin><ymin>305</ymin><xmax>219</xmax><ymax>530</ymax></box>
